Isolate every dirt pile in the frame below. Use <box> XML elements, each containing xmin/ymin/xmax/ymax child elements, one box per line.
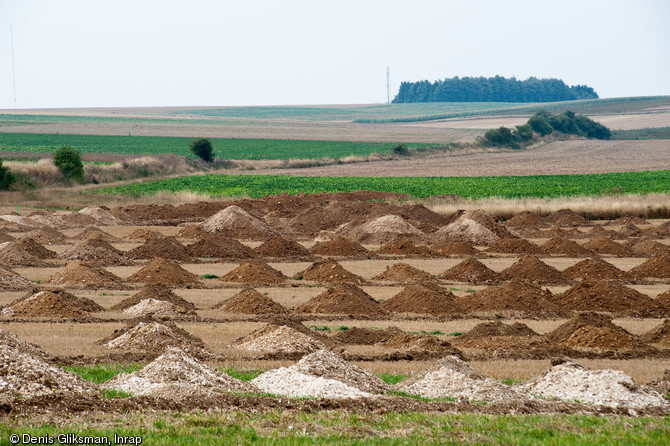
<box><xmin>126</xmin><ymin>235</ymin><xmax>192</xmax><ymax>262</ymax></box>
<box><xmin>331</xmin><ymin>326</ymin><xmax>403</xmax><ymax>345</ymax></box>
<box><xmin>455</xmin><ymin>321</ymin><xmax>552</xmax><ymax>353</ymax></box>
<box><xmin>78</xmin><ymin>206</ymin><xmax>124</xmax><ymax>226</ymax></box>
<box><xmin>293</xmin><ymin>260</ymin><xmax>366</xmax><ymax>285</ymax></box>
<box><xmin>501</xmin><ymin>255</ymin><xmax>571</xmax><ymax>285</ymax></box>
<box><xmin>376</xmin><ymin>238</ymin><xmax>434</xmax><ymax>256</ymax></box>
<box><xmin>200</xmin><ymin>205</ymin><xmax>277</xmax><ymax>240</ymax></box>
<box><xmin>309</xmin><ymin>236</ymin><xmax>370</xmax><ymax>257</ymax></box>
<box><xmin>111</xmin><ymin>284</ymin><xmax>196</xmax><ymax>312</ymax></box>
<box><xmin>219</xmin><ymin>261</ymin><xmax>285</xmax><ymax>285</ymax></box>
<box><xmin>295</xmin><ymin>284</ymin><xmax>388</xmax><ymax>316</ymax></box>
<box><xmin>0</xmin><ymin>330</ymin><xmax>95</xmax><ymax>401</ymax></box>
<box><xmin>103</xmin><ymin>347</ymin><xmax>255</xmax><ymax>399</ymax></box>
<box><xmin>232</xmin><ymin>324</ymin><xmax>325</xmax><ymax>355</ymax></box>
<box><xmin>545</xmin><ymin>209</ymin><xmax>592</xmax><ymax>227</ymax></box>
<box><xmin>641</xmin><ymin>320</ymin><xmax>670</xmax><ymax>347</ymax></box>
<box><xmin>554</xmin><ymin>279</ymin><xmax>658</xmax><ymax>316</ymax></box>
<box><xmin>547</xmin><ymin>313</ymin><xmax>644</xmax><ymax>349</ymax></box>
<box><xmin>22</xmin><ymin>228</ymin><xmax>67</xmax><ymax>244</ymax></box>
<box><xmin>0</xmin><ymin>230</ymin><xmax>14</xmax><ymax>243</ymax></box>
<box><xmin>440</xmin><ymin>258</ymin><xmax>501</xmax><ymax>284</ymax></box>
<box><xmin>377</xmin><ymin>332</ymin><xmax>455</xmax><ymax>353</ymax></box>
<box><xmin>381</xmin><ymin>284</ymin><xmax>460</xmax><ymax>315</ymax></box>
<box><xmin>460</xmin><ymin>321</ymin><xmax>539</xmax><ymax>339</ymax></box>
<box><xmin>254</xmin><ymin>236</ymin><xmax>311</xmax><ymax>258</ymax></box>
<box><xmin>76</xmin><ymin>227</ymin><xmax>120</xmax><ymax>243</ymax></box>
<box><xmin>519</xmin><ymin>361</ymin><xmax>666</xmax><ymax>408</ymax></box>
<box><xmin>123</xmin><ymin>299</ymin><xmax>196</xmax><ymax>318</ymax></box>
<box><xmin>29</xmin><ymin>211</ymin><xmax>98</xmax><ymax>229</ymax></box>
<box><xmin>503</xmin><ymin>211</ymin><xmax>549</xmax><ymax>228</ymax></box>
<box><xmin>458</xmin><ymin>278</ymin><xmax>564</xmax><ymax>317</ymax></box>
<box><xmin>345</xmin><ymin>214</ymin><xmax>424</xmax><ymax>244</ymax></box>
<box><xmin>542</xmin><ymin>236</ymin><xmax>594</xmax><ymax>256</ymax></box>
<box><xmin>2</xmin><ymin>289</ymin><xmax>103</xmax><ymax>319</ymax></box>
<box><xmin>176</xmin><ymin>225</ymin><xmax>209</xmax><ymax>239</ymax></box>
<box><xmin>629</xmin><ymin>253</ymin><xmax>670</xmax><ymax>279</ymax></box>
<box><xmin>0</xmin><ymin>266</ymin><xmax>32</xmax><ymax>290</ymax></box>
<box><xmin>618</xmin><ymin>223</ymin><xmax>643</xmax><ymax>237</ymax></box>
<box><xmin>435</xmin><ymin>210</ymin><xmax>517</xmax><ymax>246</ymax></box>
<box><xmin>562</xmin><ymin>257</ymin><xmax>630</xmax><ymax>281</ymax></box>
<box><xmin>186</xmin><ymin>234</ymin><xmax>256</xmax><ymax>259</ymax></box>
<box><xmin>486</xmin><ymin>237</ymin><xmax>542</xmax><ymax>255</ymax></box>
<box><xmin>99</xmin><ymin>318</ymin><xmax>208</xmax><ymax>356</ymax></box>
<box><xmin>371</xmin><ymin>262</ymin><xmax>436</xmax><ymax>284</ymax></box>
<box><xmin>0</xmin><ymin>238</ymin><xmax>57</xmax><ymax>267</ymax></box>
<box><xmin>47</xmin><ymin>260</ymin><xmax>128</xmax><ymax>289</ymax></box>
<box><xmin>399</xmin><ymin>356</ymin><xmax>530</xmax><ymax>402</ymax></box>
<box><xmin>655</xmin><ymin>290</ymin><xmax>670</xmax><ymax>316</ymax></box>
<box><xmin>626</xmin><ymin>240</ymin><xmax>670</xmax><ymax>257</ymax></box>
<box><xmin>433</xmin><ymin>241</ymin><xmax>480</xmax><ymax>257</ymax></box>
<box><xmin>213</xmin><ymin>288</ymin><xmax>287</xmax><ymax>315</ymax></box>
<box><xmin>587</xmin><ymin>226</ymin><xmax>628</xmax><ymax>240</ymax></box>
<box><xmin>59</xmin><ymin>236</ymin><xmax>133</xmax><ymax>266</ymax></box>
<box><xmin>126</xmin><ymin>228</ymin><xmax>165</xmax><ymax>241</ymax></box>
<box><xmin>608</xmin><ymin>216</ymin><xmax>650</xmax><ymax>226</ymax></box>
<box><xmin>582</xmin><ymin>237</ymin><xmax>633</xmax><ymax>257</ymax></box>
<box><xmin>126</xmin><ymin>258</ymin><xmax>200</xmax><ymax>286</ymax></box>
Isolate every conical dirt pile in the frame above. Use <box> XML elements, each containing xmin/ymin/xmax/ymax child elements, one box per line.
<box><xmin>126</xmin><ymin>258</ymin><xmax>200</xmax><ymax>286</ymax></box>
<box><xmin>232</xmin><ymin>324</ymin><xmax>325</xmax><ymax>354</ymax></box>
<box><xmin>376</xmin><ymin>238</ymin><xmax>433</xmax><ymax>256</ymax></box>
<box><xmin>455</xmin><ymin>321</ymin><xmax>552</xmax><ymax>353</ymax></box>
<box><xmin>0</xmin><ymin>229</ymin><xmax>14</xmax><ymax>243</ymax></box>
<box><xmin>103</xmin><ymin>346</ymin><xmax>256</xmax><ymax>398</ymax></box>
<box><xmin>0</xmin><ymin>238</ymin><xmax>57</xmax><ymax>266</ymax></box>
<box><xmin>618</xmin><ymin>223</ymin><xmax>642</xmax><ymax>237</ymax></box>
<box><xmin>587</xmin><ymin>226</ymin><xmax>628</xmax><ymax>240</ymax></box>
<box><xmin>213</xmin><ymin>288</ymin><xmax>287</xmax><ymax>315</ymax></box>
<box><xmin>126</xmin><ymin>235</ymin><xmax>192</xmax><ymax>261</ymax></box>
<box><xmin>459</xmin><ymin>321</ymin><xmax>539</xmax><ymax>340</ymax></box>
<box><xmin>371</xmin><ymin>262</ymin><xmax>436</xmax><ymax>284</ymax></box>
<box><xmin>547</xmin><ymin>312</ymin><xmax>644</xmax><ymax>349</ymax></box>
<box><xmin>458</xmin><ymin>278</ymin><xmax>564</xmax><ymax>317</ymax></box>
<box><xmin>627</xmin><ymin>240</ymin><xmax>670</xmax><ymax>258</ymax></box>
<box><xmin>433</xmin><ymin>241</ymin><xmax>480</xmax><ymax>257</ymax></box>
<box><xmin>295</xmin><ymin>284</ymin><xmax>388</xmax><ymax>316</ymax></box>
<box><xmin>22</xmin><ymin>228</ymin><xmax>67</xmax><ymax>244</ymax></box>
<box><xmin>486</xmin><ymin>237</ymin><xmax>542</xmax><ymax>255</ymax></box>
<box><xmin>346</xmin><ymin>214</ymin><xmax>424</xmax><ymax>244</ymax></box>
<box><xmin>111</xmin><ymin>284</ymin><xmax>196</xmax><ymax>312</ymax></box>
<box><xmin>47</xmin><ymin>260</ymin><xmax>128</xmax><ymax>289</ymax></box>
<box><xmin>219</xmin><ymin>260</ymin><xmax>285</xmax><ymax>285</ymax></box>
<box><xmin>582</xmin><ymin>237</ymin><xmax>633</xmax><ymax>257</ymax></box>
<box><xmin>254</xmin><ymin>236</ymin><xmax>311</xmax><ymax>258</ymax></box>
<box><xmin>2</xmin><ymin>288</ymin><xmax>103</xmax><ymax>318</ymax></box>
<box><xmin>176</xmin><ymin>225</ymin><xmax>209</xmax><ymax>239</ymax></box>
<box><xmin>309</xmin><ymin>237</ymin><xmax>370</xmax><ymax>257</ymax></box>
<box><xmin>629</xmin><ymin>253</ymin><xmax>670</xmax><ymax>279</ymax></box>
<box><xmin>186</xmin><ymin>234</ymin><xmax>256</xmax><ymax>259</ymax></box>
<box><xmin>59</xmin><ymin>236</ymin><xmax>133</xmax><ymax>266</ymax></box>
<box><xmin>641</xmin><ymin>320</ymin><xmax>670</xmax><ymax>347</ymax></box>
<box><xmin>123</xmin><ymin>299</ymin><xmax>196</xmax><ymax>318</ymax></box>
<box><xmin>553</xmin><ymin>279</ymin><xmax>659</xmax><ymax>316</ymax></box>
<box><xmin>76</xmin><ymin>227</ymin><xmax>120</xmax><ymax>242</ymax></box>
<box><xmin>381</xmin><ymin>284</ymin><xmax>460</xmax><ymax>315</ymax></box>
<box><xmin>377</xmin><ymin>332</ymin><xmax>456</xmax><ymax>353</ymax></box>
<box><xmin>562</xmin><ymin>257</ymin><xmax>630</xmax><ymax>281</ymax></box>
<box><xmin>504</xmin><ymin>211</ymin><xmax>549</xmax><ymax>228</ymax></box>
<box><xmin>293</xmin><ymin>260</ymin><xmax>366</xmax><ymax>284</ymax></box>
<box><xmin>200</xmin><ymin>205</ymin><xmax>276</xmax><ymax>240</ymax></box>
<box><xmin>546</xmin><ymin>209</ymin><xmax>592</xmax><ymax>227</ymax></box>
<box><xmin>126</xmin><ymin>229</ymin><xmax>164</xmax><ymax>241</ymax></box>
<box><xmin>501</xmin><ymin>255</ymin><xmax>571</xmax><ymax>285</ymax></box>
<box><xmin>655</xmin><ymin>289</ymin><xmax>670</xmax><ymax>316</ymax></box>
<box><xmin>78</xmin><ymin>206</ymin><xmax>124</xmax><ymax>225</ymax></box>
<box><xmin>0</xmin><ymin>266</ymin><xmax>32</xmax><ymax>290</ymax></box>
<box><xmin>435</xmin><ymin>210</ymin><xmax>517</xmax><ymax>246</ymax></box>
<box><xmin>542</xmin><ymin>236</ymin><xmax>594</xmax><ymax>256</ymax></box>
<box><xmin>331</xmin><ymin>326</ymin><xmax>403</xmax><ymax>345</ymax></box>
<box><xmin>440</xmin><ymin>258</ymin><xmax>501</xmax><ymax>284</ymax></box>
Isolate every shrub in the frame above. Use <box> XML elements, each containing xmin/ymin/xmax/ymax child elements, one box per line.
<box><xmin>484</xmin><ymin>127</ymin><xmax>517</xmax><ymax>147</ymax></box>
<box><xmin>0</xmin><ymin>159</ymin><xmax>15</xmax><ymax>190</ymax></box>
<box><xmin>391</xmin><ymin>143</ymin><xmax>409</xmax><ymax>156</ymax></box>
<box><xmin>512</xmin><ymin>124</ymin><xmax>533</xmax><ymax>142</ymax></box>
<box><xmin>575</xmin><ymin>115</ymin><xmax>611</xmax><ymax>140</ymax></box>
<box><xmin>53</xmin><ymin>146</ymin><xmax>84</xmax><ymax>181</ymax></box>
<box><xmin>527</xmin><ymin>112</ymin><xmax>554</xmax><ymax>136</ymax></box>
<box><xmin>189</xmin><ymin>138</ymin><xmax>214</xmax><ymax>162</ymax></box>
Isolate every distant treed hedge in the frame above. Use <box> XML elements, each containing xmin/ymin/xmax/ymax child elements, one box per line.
<box><xmin>393</xmin><ymin>76</ymin><xmax>598</xmax><ymax>103</ymax></box>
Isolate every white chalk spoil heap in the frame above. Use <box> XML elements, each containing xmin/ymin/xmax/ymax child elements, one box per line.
<box><xmin>518</xmin><ymin>361</ymin><xmax>668</xmax><ymax>409</ymax></box>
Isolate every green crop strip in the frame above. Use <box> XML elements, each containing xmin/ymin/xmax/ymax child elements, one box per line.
<box><xmin>95</xmin><ymin>170</ymin><xmax>670</xmax><ymax>200</ymax></box>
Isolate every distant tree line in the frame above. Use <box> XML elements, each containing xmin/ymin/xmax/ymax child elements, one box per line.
<box><xmin>393</xmin><ymin>76</ymin><xmax>598</xmax><ymax>103</ymax></box>
<box><xmin>483</xmin><ymin>110</ymin><xmax>611</xmax><ymax>149</ymax></box>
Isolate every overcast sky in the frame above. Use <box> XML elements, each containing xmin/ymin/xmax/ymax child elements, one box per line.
<box><xmin>1</xmin><ymin>0</ymin><xmax>669</xmax><ymax>109</ymax></box>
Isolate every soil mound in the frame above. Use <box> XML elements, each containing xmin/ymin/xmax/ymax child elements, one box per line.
<box><xmin>126</xmin><ymin>258</ymin><xmax>200</xmax><ymax>286</ymax></box>
<box><xmin>29</xmin><ymin>211</ymin><xmax>98</xmax><ymax>229</ymax></box>
<box><xmin>440</xmin><ymin>258</ymin><xmax>501</xmax><ymax>284</ymax></box>
<box><xmin>346</xmin><ymin>214</ymin><xmax>424</xmax><ymax>244</ymax></box>
<box><xmin>76</xmin><ymin>227</ymin><xmax>120</xmax><ymax>242</ymax></box>
<box><xmin>433</xmin><ymin>241</ymin><xmax>480</xmax><ymax>257</ymax></box>
<box><xmin>460</xmin><ymin>321</ymin><xmax>539</xmax><ymax>340</ymax></box>
<box><xmin>331</xmin><ymin>326</ymin><xmax>403</xmax><ymax>345</ymax></box>
<box><xmin>618</xmin><ymin>223</ymin><xmax>643</xmax><ymax>237</ymax></box>
<box><xmin>2</xmin><ymin>288</ymin><xmax>103</xmax><ymax>318</ymax></box>
<box><xmin>381</xmin><ymin>284</ymin><xmax>460</xmax><ymax>315</ymax></box>
<box><xmin>186</xmin><ymin>234</ymin><xmax>257</xmax><ymax>259</ymax></box>
<box><xmin>608</xmin><ymin>216</ymin><xmax>650</xmax><ymax>226</ymax></box>
<box><xmin>123</xmin><ymin>299</ymin><xmax>196</xmax><ymax>318</ymax></box>
<box><xmin>59</xmin><ymin>236</ymin><xmax>133</xmax><ymax>266</ymax></box>
<box><xmin>655</xmin><ymin>290</ymin><xmax>670</xmax><ymax>316</ymax></box>
<box><xmin>200</xmin><ymin>205</ymin><xmax>277</xmax><ymax>240</ymax></box>
<box><xmin>99</xmin><ymin>318</ymin><xmax>208</xmax><ymax>356</ymax></box>
<box><xmin>47</xmin><ymin>260</ymin><xmax>128</xmax><ymax>289</ymax></box>
<box><xmin>545</xmin><ymin>209</ymin><xmax>592</xmax><ymax>227</ymax></box>
<box><xmin>1</xmin><ymin>331</ymin><xmax>95</xmax><ymax>401</ymax></box>
<box><xmin>503</xmin><ymin>211</ymin><xmax>549</xmax><ymax>228</ymax></box>
<box><xmin>542</xmin><ymin>236</ymin><xmax>594</xmax><ymax>256</ymax></box>
<box><xmin>213</xmin><ymin>288</ymin><xmax>287</xmax><ymax>315</ymax></box>
<box><xmin>0</xmin><ymin>238</ymin><xmax>57</xmax><ymax>266</ymax></box>
<box><xmin>554</xmin><ymin>279</ymin><xmax>658</xmax><ymax>316</ymax></box>
<box><xmin>435</xmin><ymin>210</ymin><xmax>517</xmax><ymax>246</ymax></box>
<box><xmin>126</xmin><ymin>228</ymin><xmax>164</xmax><ymax>241</ymax></box>
<box><xmin>219</xmin><ymin>260</ymin><xmax>285</xmax><ymax>285</ymax></box>
<box><xmin>547</xmin><ymin>313</ymin><xmax>644</xmax><ymax>349</ymax></box>
<box><xmin>377</xmin><ymin>332</ymin><xmax>456</xmax><ymax>354</ymax></box>
<box><xmin>176</xmin><ymin>225</ymin><xmax>209</xmax><ymax>239</ymax></box>
<box><xmin>112</xmin><ymin>284</ymin><xmax>195</xmax><ymax>312</ymax></box>
<box><xmin>126</xmin><ymin>235</ymin><xmax>192</xmax><ymax>262</ymax></box>
<box><xmin>0</xmin><ymin>266</ymin><xmax>32</xmax><ymax>290</ymax></box>
<box><xmin>582</xmin><ymin>237</ymin><xmax>633</xmax><ymax>257</ymax></box>
<box><xmin>626</xmin><ymin>240</ymin><xmax>670</xmax><ymax>258</ymax></box>
<box><xmin>295</xmin><ymin>284</ymin><xmax>388</xmax><ymax>316</ymax></box>
<box><xmin>0</xmin><ymin>230</ymin><xmax>14</xmax><ymax>243</ymax></box>
<box><xmin>293</xmin><ymin>260</ymin><xmax>366</xmax><ymax>285</ymax></box>
<box><xmin>458</xmin><ymin>278</ymin><xmax>564</xmax><ymax>317</ymax></box>
<box><xmin>587</xmin><ymin>226</ymin><xmax>628</xmax><ymax>240</ymax></box>
<box><xmin>629</xmin><ymin>253</ymin><xmax>670</xmax><ymax>279</ymax></box>
<box><xmin>78</xmin><ymin>206</ymin><xmax>124</xmax><ymax>226</ymax></box>
<box><xmin>399</xmin><ymin>356</ymin><xmax>529</xmax><ymax>402</ymax></box>
<box><xmin>519</xmin><ymin>361</ymin><xmax>666</xmax><ymax>408</ymax></box>
<box><xmin>103</xmin><ymin>347</ymin><xmax>256</xmax><ymax>398</ymax></box>
<box><xmin>501</xmin><ymin>255</ymin><xmax>571</xmax><ymax>285</ymax></box>
<box><xmin>455</xmin><ymin>321</ymin><xmax>552</xmax><ymax>353</ymax></box>
<box><xmin>22</xmin><ymin>228</ymin><xmax>67</xmax><ymax>244</ymax></box>
<box><xmin>371</xmin><ymin>262</ymin><xmax>436</xmax><ymax>284</ymax></box>
<box><xmin>486</xmin><ymin>237</ymin><xmax>542</xmax><ymax>255</ymax></box>
<box><xmin>562</xmin><ymin>257</ymin><xmax>630</xmax><ymax>281</ymax></box>
<box><xmin>376</xmin><ymin>238</ymin><xmax>434</xmax><ymax>257</ymax></box>
<box><xmin>310</xmin><ymin>236</ymin><xmax>370</xmax><ymax>257</ymax></box>
<box><xmin>254</xmin><ymin>236</ymin><xmax>311</xmax><ymax>258</ymax></box>
<box><xmin>233</xmin><ymin>324</ymin><xmax>325</xmax><ymax>355</ymax></box>
<box><xmin>641</xmin><ymin>320</ymin><xmax>670</xmax><ymax>347</ymax></box>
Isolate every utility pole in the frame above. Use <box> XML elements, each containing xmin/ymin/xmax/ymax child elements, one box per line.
<box><xmin>11</xmin><ymin>26</ymin><xmax>17</xmax><ymax>108</ymax></box>
<box><xmin>386</xmin><ymin>66</ymin><xmax>390</xmax><ymax>104</ymax></box>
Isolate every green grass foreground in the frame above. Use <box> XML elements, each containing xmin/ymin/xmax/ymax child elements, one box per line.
<box><xmin>96</xmin><ymin>170</ymin><xmax>670</xmax><ymax>200</ymax></box>
<box><xmin>3</xmin><ymin>411</ymin><xmax>670</xmax><ymax>445</ymax></box>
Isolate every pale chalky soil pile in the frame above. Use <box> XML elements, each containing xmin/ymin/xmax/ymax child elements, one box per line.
<box><xmin>232</xmin><ymin>325</ymin><xmax>325</xmax><ymax>354</ymax></box>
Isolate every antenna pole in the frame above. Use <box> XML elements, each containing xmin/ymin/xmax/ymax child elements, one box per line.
<box><xmin>11</xmin><ymin>26</ymin><xmax>17</xmax><ymax>108</ymax></box>
<box><xmin>386</xmin><ymin>66</ymin><xmax>390</xmax><ymax>104</ymax></box>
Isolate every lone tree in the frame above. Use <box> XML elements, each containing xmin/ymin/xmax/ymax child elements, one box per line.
<box><xmin>189</xmin><ymin>138</ymin><xmax>214</xmax><ymax>162</ymax></box>
<box><xmin>53</xmin><ymin>146</ymin><xmax>84</xmax><ymax>181</ymax></box>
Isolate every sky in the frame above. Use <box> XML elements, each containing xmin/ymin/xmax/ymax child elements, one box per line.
<box><xmin>1</xmin><ymin>0</ymin><xmax>669</xmax><ymax>109</ymax></box>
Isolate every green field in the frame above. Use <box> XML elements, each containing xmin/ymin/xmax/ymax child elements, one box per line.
<box><xmin>96</xmin><ymin>170</ymin><xmax>670</xmax><ymax>200</ymax></box>
<box><xmin>0</xmin><ymin>133</ymin><xmax>426</xmax><ymax>160</ymax></box>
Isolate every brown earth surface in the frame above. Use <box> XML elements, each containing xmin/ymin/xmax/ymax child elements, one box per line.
<box><xmin>562</xmin><ymin>257</ymin><xmax>631</xmax><ymax>282</ymax></box>
<box><xmin>111</xmin><ymin>284</ymin><xmax>196</xmax><ymax>312</ymax></box>
<box><xmin>381</xmin><ymin>284</ymin><xmax>460</xmax><ymax>315</ymax></box>
<box><xmin>213</xmin><ymin>288</ymin><xmax>287</xmax><ymax>315</ymax></box>
<box><xmin>126</xmin><ymin>258</ymin><xmax>200</xmax><ymax>286</ymax></box>
<box><xmin>553</xmin><ymin>279</ymin><xmax>660</xmax><ymax>317</ymax></box>
<box><xmin>219</xmin><ymin>261</ymin><xmax>285</xmax><ymax>285</ymax></box>
<box><xmin>500</xmin><ymin>255</ymin><xmax>572</xmax><ymax>285</ymax></box>
<box><xmin>371</xmin><ymin>262</ymin><xmax>437</xmax><ymax>284</ymax></box>
<box><xmin>293</xmin><ymin>260</ymin><xmax>366</xmax><ymax>285</ymax></box>
<box><xmin>440</xmin><ymin>258</ymin><xmax>502</xmax><ymax>284</ymax></box>
<box><xmin>294</xmin><ymin>284</ymin><xmax>388</xmax><ymax>317</ymax></box>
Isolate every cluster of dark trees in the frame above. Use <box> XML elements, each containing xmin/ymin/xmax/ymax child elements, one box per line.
<box><xmin>393</xmin><ymin>76</ymin><xmax>598</xmax><ymax>103</ymax></box>
<box><xmin>484</xmin><ymin>110</ymin><xmax>611</xmax><ymax>148</ymax></box>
